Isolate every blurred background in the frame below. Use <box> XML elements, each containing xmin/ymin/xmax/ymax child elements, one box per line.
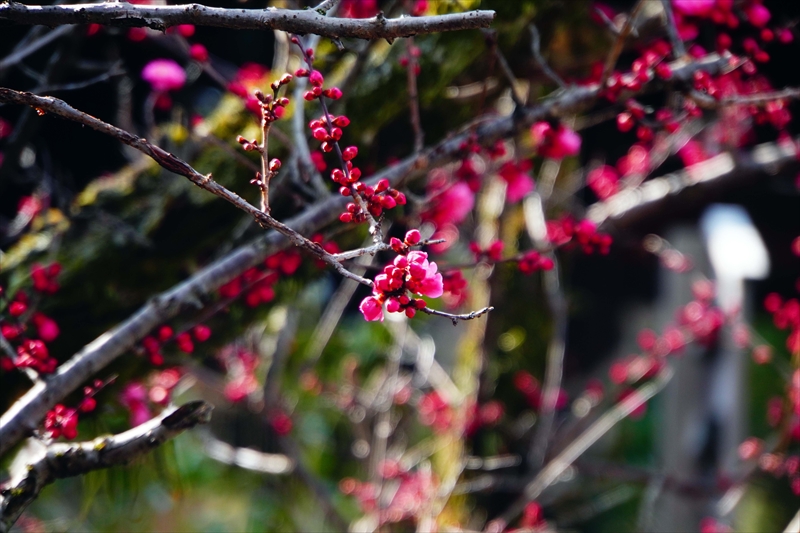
<box><xmin>1</xmin><ymin>0</ymin><xmax>800</xmax><ymax>531</ymax></box>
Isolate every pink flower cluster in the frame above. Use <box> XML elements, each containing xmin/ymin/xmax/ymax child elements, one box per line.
<box><xmin>546</xmin><ymin>216</ymin><xmax>612</xmax><ymax>254</ymax></box>
<box><xmin>498</xmin><ymin>160</ymin><xmax>535</xmax><ymax>203</ymax></box>
<box><xmin>141</xmin><ymin>59</ymin><xmax>186</xmax><ymax>93</ymax></box>
<box><xmin>441</xmin><ymin>270</ymin><xmax>469</xmax><ymax>308</ymax></box>
<box><xmin>417</xmin><ymin>390</ymin><xmax>453</xmax><ymax>432</ymax></box>
<box><xmin>764</xmin><ymin>293</ymin><xmax>800</xmax><ymax>354</ymax></box>
<box><xmin>120</xmin><ymin>368</ymin><xmax>181</xmax><ymax>427</ymax></box>
<box><xmin>216</xmin><ymin>345</ymin><xmax>260</xmax><ymax>403</ymax></box>
<box><xmin>360</xmin><ymin>244</ymin><xmax>444</xmax><ymax>321</ymax></box>
<box><xmin>140</xmin><ymin>323</ymin><xmax>212</xmax><ymax>365</ymax></box>
<box><xmin>339</xmin><ymin>466</ymin><xmax>435</xmax><ymax>525</ymax></box>
<box><xmin>530</xmin><ymin>122</ymin><xmax>581</xmax><ymax>160</ymax></box>
<box><xmin>1</xmin><ymin>264</ymin><xmax>63</xmax><ymax>375</ymax></box>
<box><xmin>42</xmin><ymin>378</ymin><xmax>108</xmax><ymax>439</ymax></box>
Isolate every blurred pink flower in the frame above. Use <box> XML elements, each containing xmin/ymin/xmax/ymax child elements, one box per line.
<box><xmin>423</xmin><ymin>182</ymin><xmax>475</xmax><ymax>227</ymax></box>
<box><xmin>498</xmin><ymin>160</ymin><xmax>534</xmax><ymax>203</ymax></box>
<box><xmin>672</xmin><ymin>0</ymin><xmax>715</xmax><ymax>17</ymax></box>
<box><xmin>142</xmin><ymin>59</ymin><xmax>186</xmax><ymax>92</ymax></box>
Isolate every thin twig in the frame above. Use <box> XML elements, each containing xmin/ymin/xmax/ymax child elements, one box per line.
<box><xmin>488</xmin><ymin>368</ymin><xmax>673</xmax><ymax>531</ymax></box>
<box><xmin>201</xmin><ymin>430</ymin><xmax>294</xmax><ymax>474</ymax></box>
<box><xmin>0</xmin><ymin>52</ymin><xmax>734</xmax><ymax>459</ymax></box>
<box><xmin>33</xmin><ymin>63</ymin><xmax>126</xmax><ymax>93</ymax></box>
<box><xmin>659</xmin><ymin>0</ymin><xmax>686</xmax><ymax>58</ymax></box>
<box><xmin>598</xmin><ymin>0</ymin><xmax>646</xmax><ymax>93</ymax></box>
<box><xmin>0</xmin><ymin>26</ymin><xmax>73</xmax><ymax>75</ymax></box>
<box><xmin>0</xmin><ymin>3</ymin><xmax>495</xmax><ymax>41</ymax></box>
<box><xmin>290</xmin><ymin>35</ymin><xmax>329</xmax><ymax>197</ymax></box>
<box><xmin>529</xmin><ymin>25</ymin><xmax>566</xmax><ymax>89</ymax></box>
<box><xmin>0</xmin><ymin>87</ymin><xmax>372</xmax><ymax>287</ymax></box>
<box><xmin>419</xmin><ymin>306</ymin><xmax>493</xmax><ymax>326</ymax></box>
<box><xmin>688</xmin><ymin>87</ymin><xmax>800</xmax><ymax>108</ymax></box>
<box><xmin>483</xmin><ymin>30</ymin><xmax>524</xmax><ymax>107</ymax></box>
<box><xmin>405</xmin><ymin>37</ymin><xmax>425</xmax><ymax>152</ymax></box>
<box><xmin>524</xmin><ymin>193</ymin><xmax>567</xmax><ymax>470</ymax></box>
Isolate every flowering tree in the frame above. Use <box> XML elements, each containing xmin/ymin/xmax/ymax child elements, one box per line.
<box><xmin>0</xmin><ymin>0</ymin><xmax>799</xmax><ymax>531</ymax></box>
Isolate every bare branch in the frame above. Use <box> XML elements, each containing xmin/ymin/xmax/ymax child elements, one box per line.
<box><xmin>0</xmin><ymin>401</ymin><xmax>213</xmax><ymax>532</ymax></box>
<box><xmin>0</xmin><ymin>87</ymin><xmax>372</xmax><ymax>287</ymax></box>
<box><xmin>524</xmin><ymin>194</ymin><xmax>567</xmax><ymax>470</ymax></box>
<box><xmin>405</xmin><ymin>37</ymin><xmax>425</xmax><ymax>152</ymax></box>
<box><xmin>688</xmin><ymin>86</ymin><xmax>800</xmax><ymax>108</ymax></box>
<box><xmin>419</xmin><ymin>305</ymin><xmax>494</xmax><ymax>325</ymax></box>
<box><xmin>0</xmin><ymin>52</ymin><xmax>732</xmax><ymax>459</ymax></box>
<box><xmin>0</xmin><ymin>26</ymin><xmax>73</xmax><ymax>75</ymax></box>
<box><xmin>598</xmin><ymin>0</ymin><xmax>646</xmax><ymax>92</ymax></box>
<box><xmin>489</xmin><ymin>368</ymin><xmax>673</xmax><ymax>531</ymax></box>
<box><xmin>529</xmin><ymin>25</ymin><xmax>566</xmax><ymax>89</ymax></box>
<box><xmin>587</xmin><ymin>136</ymin><xmax>800</xmax><ymax>230</ymax></box>
<box><xmin>0</xmin><ymin>3</ymin><xmax>495</xmax><ymax>41</ymax></box>
<box><xmin>659</xmin><ymin>0</ymin><xmax>686</xmax><ymax>58</ymax></box>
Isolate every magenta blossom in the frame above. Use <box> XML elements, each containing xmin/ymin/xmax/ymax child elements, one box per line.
<box><xmin>422</xmin><ymin>181</ymin><xmax>475</xmax><ymax>227</ymax></box>
<box><xmin>360</xmin><ymin>296</ymin><xmax>384</xmax><ymax>322</ymax></box>
<box><xmin>498</xmin><ymin>160</ymin><xmax>535</xmax><ymax>203</ymax></box>
<box><xmin>672</xmin><ymin>0</ymin><xmax>715</xmax><ymax>17</ymax></box>
<box><xmin>531</xmin><ymin>122</ymin><xmax>581</xmax><ymax>160</ymax></box>
<box><xmin>360</xmin><ymin>251</ymin><xmax>444</xmax><ymax>321</ymax></box>
<box><xmin>142</xmin><ymin>59</ymin><xmax>186</xmax><ymax>92</ymax></box>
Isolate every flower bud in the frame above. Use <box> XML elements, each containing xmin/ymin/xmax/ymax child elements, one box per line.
<box><xmin>342</xmin><ymin>146</ymin><xmax>358</xmax><ymax>161</ymax></box>
<box><xmin>309</xmin><ymin>70</ymin><xmax>324</xmax><ymax>87</ymax></box>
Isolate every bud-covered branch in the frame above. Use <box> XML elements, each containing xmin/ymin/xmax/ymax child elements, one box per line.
<box><xmin>0</xmin><ymin>50</ymin><xmax>759</xmax><ymax>459</ymax></box>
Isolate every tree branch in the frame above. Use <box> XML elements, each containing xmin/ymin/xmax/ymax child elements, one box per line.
<box><xmin>587</xmin><ymin>136</ymin><xmax>800</xmax><ymax>230</ymax></box>
<box><xmin>0</xmin><ymin>52</ymin><xmax>732</xmax><ymax>459</ymax></box>
<box><xmin>0</xmin><ymin>401</ymin><xmax>213</xmax><ymax>533</ymax></box>
<box><xmin>489</xmin><ymin>368</ymin><xmax>673</xmax><ymax>531</ymax></box>
<box><xmin>0</xmin><ymin>3</ymin><xmax>495</xmax><ymax>41</ymax></box>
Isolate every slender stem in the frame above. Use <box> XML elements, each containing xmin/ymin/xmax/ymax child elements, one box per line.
<box><xmin>405</xmin><ymin>37</ymin><xmax>425</xmax><ymax>152</ymax></box>
<box><xmin>598</xmin><ymin>0</ymin><xmax>646</xmax><ymax>93</ymax></box>
<box><xmin>660</xmin><ymin>0</ymin><xmax>686</xmax><ymax>59</ymax></box>
<box><xmin>260</xmin><ymin>121</ymin><xmax>272</xmax><ymax>214</ymax></box>
<box><xmin>489</xmin><ymin>368</ymin><xmax>673</xmax><ymax>531</ymax></box>
<box><xmin>529</xmin><ymin>25</ymin><xmax>566</xmax><ymax>89</ymax></box>
<box><xmin>419</xmin><ymin>305</ymin><xmax>493</xmax><ymax>325</ymax></box>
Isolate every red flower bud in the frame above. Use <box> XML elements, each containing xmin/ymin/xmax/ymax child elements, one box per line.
<box><xmin>342</xmin><ymin>146</ymin><xmax>358</xmax><ymax>161</ymax></box>
<box><xmin>309</xmin><ymin>70</ymin><xmax>324</xmax><ymax>87</ymax></box>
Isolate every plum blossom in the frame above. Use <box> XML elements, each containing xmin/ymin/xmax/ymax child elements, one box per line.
<box><xmin>586</xmin><ymin>165</ymin><xmax>619</xmax><ymax>200</ymax></box>
<box><xmin>672</xmin><ymin>0</ymin><xmax>715</xmax><ymax>17</ymax></box>
<box><xmin>531</xmin><ymin>122</ymin><xmax>581</xmax><ymax>160</ymax></box>
<box><xmin>360</xmin><ymin>250</ymin><xmax>444</xmax><ymax>321</ymax></box>
<box><xmin>141</xmin><ymin>59</ymin><xmax>186</xmax><ymax>92</ymax></box>
<box><xmin>422</xmin><ymin>181</ymin><xmax>475</xmax><ymax>227</ymax></box>
<box><xmin>498</xmin><ymin>160</ymin><xmax>535</xmax><ymax>203</ymax></box>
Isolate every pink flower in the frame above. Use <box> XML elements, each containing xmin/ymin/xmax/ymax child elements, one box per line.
<box><xmin>141</xmin><ymin>59</ymin><xmax>186</xmax><ymax>92</ymax></box>
<box><xmin>531</xmin><ymin>122</ymin><xmax>581</xmax><ymax>160</ymax></box>
<box><xmin>407</xmin><ymin>251</ymin><xmax>443</xmax><ymax>298</ymax></box>
<box><xmin>33</xmin><ymin>314</ymin><xmax>60</xmax><ymax>342</ymax></box>
<box><xmin>498</xmin><ymin>160</ymin><xmax>535</xmax><ymax>203</ymax></box>
<box><xmin>360</xmin><ymin>296</ymin><xmax>384</xmax><ymax>321</ymax></box>
<box><xmin>423</xmin><ymin>182</ymin><xmax>475</xmax><ymax>227</ymax></box>
<box><xmin>672</xmin><ymin>0</ymin><xmax>715</xmax><ymax>17</ymax></box>
<box><xmin>586</xmin><ymin>165</ymin><xmax>619</xmax><ymax>200</ymax></box>
<box><xmin>745</xmin><ymin>4</ymin><xmax>771</xmax><ymax>28</ymax></box>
